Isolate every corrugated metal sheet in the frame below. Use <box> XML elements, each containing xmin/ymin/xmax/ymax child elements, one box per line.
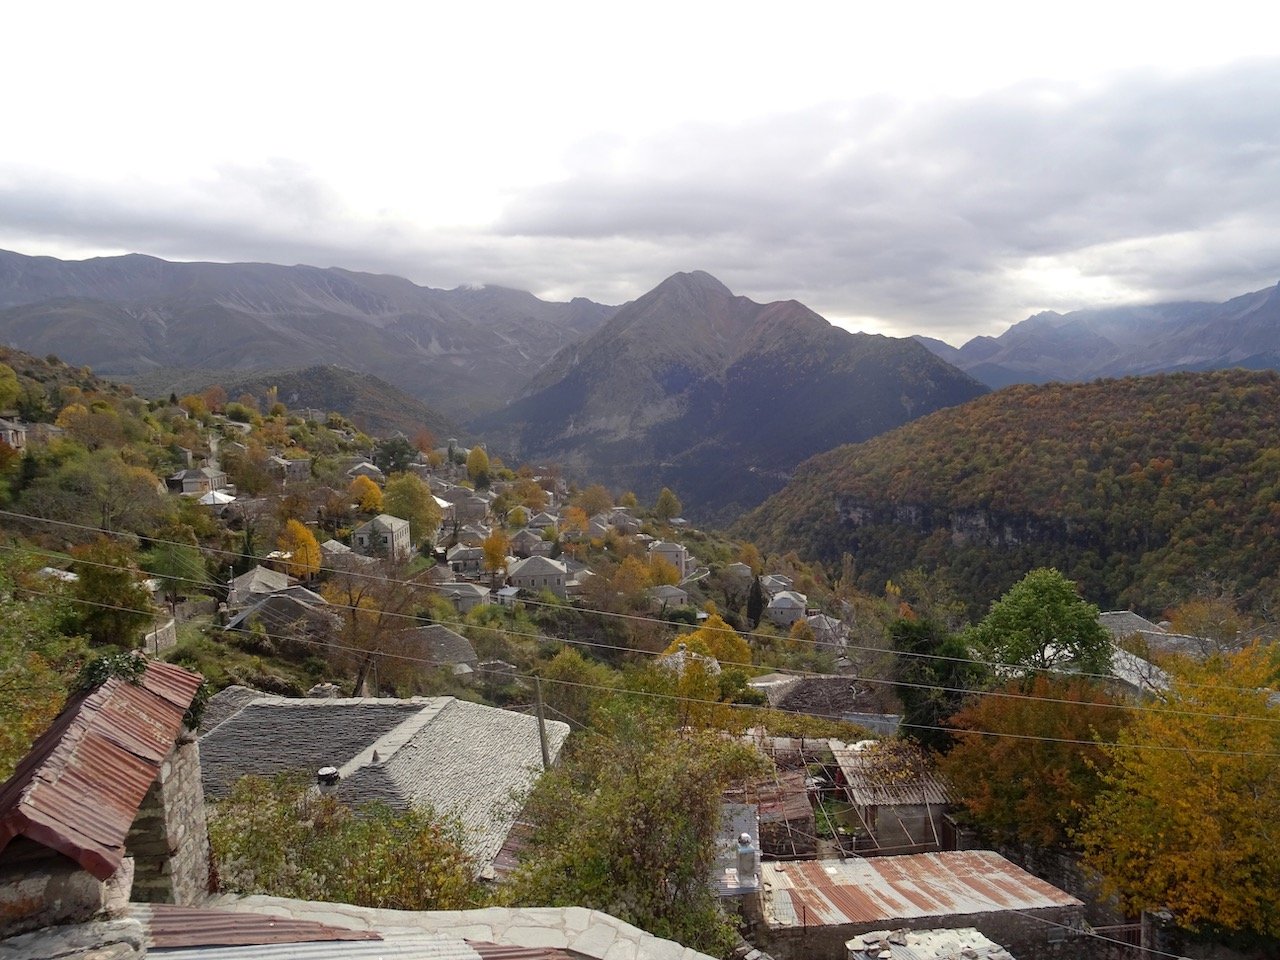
<box><xmin>136</xmin><ymin>903</ymin><xmax>382</xmax><ymax>947</ymax></box>
<box><xmin>831</xmin><ymin>741</ymin><xmax>951</xmax><ymax>807</ymax></box>
<box><xmin>149</xmin><ymin>935</ymin><xmax>480</xmax><ymax>960</ymax></box>
<box><xmin>761</xmin><ymin>852</ymin><xmax>1081</xmax><ymax>928</ymax></box>
<box><xmin>470</xmin><ymin>940</ymin><xmax>582</xmax><ymax>960</ymax></box>
<box><xmin>0</xmin><ymin>660</ymin><xmax>202</xmax><ymax>880</ymax></box>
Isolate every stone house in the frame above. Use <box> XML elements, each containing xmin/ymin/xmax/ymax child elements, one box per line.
<box><xmin>397</xmin><ymin>623</ymin><xmax>480</xmax><ymax>675</ymax></box>
<box><xmin>0</xmin><ymin>417</ymin><xmax>26</xmax><ymax>450</ymax></box>
<box><xmin>0</xmin><ymin>659</ymin><xmax>208</xmax><ymax>936</ymax></box>
<box><xmin>649</xmin><ymin>583</ymin><xmax>689</xmax><ymax>610</ymax></box>
<box><xmin>648</xmin><ymin>540</ymin><xmax>692</xmax><ymax>578</ymax></box>
<box><xmin>766</xmin><ymin>590</ymin><xmax>808</xmax><ymax>628</ymax></box>
<box><xmin>346</xmin><ymin>460</ymin><xmax>386</xmax><ymax>484</ymax></box>
<box><xmin>353</xmin><ymin>514</ymin><xmax>412</xmax><ymax>560</ymax></box>
<box><xmin>447</xmin><ymin>543</ymin><xmax>485</xmax><ymax>576</ymax></box>
<box><xmin>268</xmin><ymin>454</ymin><xmax>312</xmax><ymax>482</ymax></box>
<box><xmin>439</xmin><ymin>581</ymin><xmax>491</xmax><ymax>615</ymax></box>
<box><xmin>166</xmin><ymin>466</ymin><xmax>228</xmax><ymax>495</ymax></box>
<box><xmin>508</xmin><ymin>555</ymin><xmax>568</xmax><ymax>598</ymax></box>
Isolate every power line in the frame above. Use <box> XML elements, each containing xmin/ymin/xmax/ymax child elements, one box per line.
<box><xmin>14</xmin><ymin>581</ymin><xmax>1280</xmax><ymax>761</ymax></box>
<box><xmin>4</xmin><ymin>502</ymin><xmax>1272</xmax><ymax>712</ymax></box>
<box><xmin>11</xmin><ymin>538</ymin><xmax>1280</xmax><ymax>732</ymax></box>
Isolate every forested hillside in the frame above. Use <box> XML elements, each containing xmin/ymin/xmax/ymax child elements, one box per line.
<box><xmin>741</xmin><ymin>369</ymin><xmax>1280</xmax><ymax>614</ymax></box>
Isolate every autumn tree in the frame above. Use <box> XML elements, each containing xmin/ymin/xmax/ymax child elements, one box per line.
<box><xmin>382</xmin><ymin>472</ymin><xmax>441</xmax><ymax>548</ymax></box>
<box><xmin>508</xmin><ymin>705</ymin><xmax>766</xmax><ymax>954</ymax></box>
<box><xmin>1079</xmin><ymin>643</ymin><xmax>1280</xmax><ymax>938</ymax></box>
<box><xmin>654</xmin><ymin>486</ymin><xmax>682</xmax><ymax>522</ymax></box>
<box><xmin>963</xmin><ymin>568</ymin><xmax>1111</xmax><ymax>674</ymax></box>
<box><xmin>321</xmin><ymin>559</ymin><xmax>424</xmax><ymax>693</ymax></box>
<box><xmin>537</xmin><ymin>646</ymin><xmax>619</xmax><ymax>728</ymax></box>
<box><xmin>663</xmin><ymin>614</ymin><xmax>752</xmax><ymax>671</ymax></box>
<box><xmin>21</xmin><ymin>449</ymin><xmax>170</xmax><ymax>535</ymax></box>
<box><xmin>481</xmin><ymin>529</ymin><xmax>510</xmax><ymax>587</ymax></box>
<box><xmin>939</xmin><ymin>675</ymin><xmax>1128</xmax><ymax>848</ymax></box>
<box><xmin>412</xmin><ymin>428</ymin><xmax>436</xmax><ymax>454</ymax></box>
<box><xmin>277</xmin><ymin>519</ymin><xmax>321</xmax><ymax>579</ymax></box>
<box><xmin>466</xmin><ymin>446</ymin><xmax>490</xmax><ymax>488</ymax></box>
<box><xmin>349</xmin><ymin>474</ymin><xmax>383</xmax><ymax>514</ymax></box>
<box><xmin>612</xmin><ymin>555</ymin><xmax>653</xmax><ymax>607</ymax></box>
<box><xmin>70</xmin><ymin>539</ymin><xmax>154</xmax><ymax>647</ymax></box>
<box><xmin>574</xmin><ymin>484</ymin><xmax>612</xmax><ymax>517</ymax></box>
<box><xmin>0</xmin><ymin>552</ymin><xmax>85</xmax><ymax>778</ymax></box>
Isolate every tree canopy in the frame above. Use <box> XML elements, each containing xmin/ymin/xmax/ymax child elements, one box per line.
<box><xmin>382</xmin><ymin>472</ymin><xmax>441</xmax><ymax>547</ymax></box>
<box><xmin>507</xmin><ymin>705</ymin><xmax>765</xmax><ymax>954</ymax></box>
<box><xmin>1079</xmin><ymin>644</ymin><xmax>1280</xmax><ymax>938</ymax></box>
<box><xmin>963</xmin><ymin>567</ymin><xmax>1110</xmax><ymax>674</ymax></box>
<box><xmin>939</xmin><ymin>675</ymin><xmax>1127</xmax><ymax>848</ymax></box>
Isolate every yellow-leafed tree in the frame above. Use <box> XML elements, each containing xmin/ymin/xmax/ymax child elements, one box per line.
<box><xmin>1078</xmin><ymin>643</ymin><xmax>1280</xmax><ymax>938</ymax></box>
<box><xmin>662</xmin><ymin>614</ymin><xmax>751</xmax><ymax>671</ymax></box>
<box><xmin>277</xmin><ymin>519</ymin><xmax>321</xmax><ymax>579</ymax></box>
<box><xmin>349</xmin><ymin>474</ymin><xmax>383</xmax><ymax>513</ymax></box>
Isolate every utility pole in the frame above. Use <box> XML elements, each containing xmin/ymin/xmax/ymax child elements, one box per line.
<box><xmin>533</xmin><ymin>676</ymin><xmax>551</xmax><ymax>770</ymax></box>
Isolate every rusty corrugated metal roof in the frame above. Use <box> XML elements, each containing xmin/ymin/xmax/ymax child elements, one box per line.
<box><xmin>761</xmin><ymin>852</ymin><xmax>1081</xmax><ymax>928</ymax></box>
<box><xmin>135</xmin><ymin>903</ymin><xmax>381</xmax><ymax>948</ymax></box>
<box><xmin>831</xmin><ymin>740</ymin><xmax>951</xmax><ymax>807</ymax></box>
<box><xmin>0</xmin><ymin>659</ymin><xmax>202</xmax><ymax>880</ymax></box>
<box><xmin>470</xmin><ymin>941</ymin><xmax>585</xmax><ymax>960</ymax></box>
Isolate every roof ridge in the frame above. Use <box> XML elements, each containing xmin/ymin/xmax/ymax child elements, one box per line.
<box><xmin>336</xmin><ymin>697</ymin><xmax>454</xmax><ymax>781</ymax></box>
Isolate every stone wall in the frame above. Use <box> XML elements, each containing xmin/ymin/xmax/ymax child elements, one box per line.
<box><xmin>125</xmin><ymin>734</ymin><xmax>211</xmax><ymax>904</ymax></box>
<box><xmin>143</xmin><ymin>618</ymin><xmax>178</xmax><ymax>654</ymax></box>
<box><xmin>0</xmin><ymin>839</ymin><xmax>132</xmax><ymax>938</ymax></box>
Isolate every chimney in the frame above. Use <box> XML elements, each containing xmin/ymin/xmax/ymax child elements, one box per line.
<box><xmin>316</xmin><ymin>766</ymin><xmax>341</xmax><ymax>794</ymax></box>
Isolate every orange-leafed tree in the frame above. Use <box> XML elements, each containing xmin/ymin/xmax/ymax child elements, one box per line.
<box><xmin>938</xmin><ymin>675</ymin><xmax>1128</xmax><ymax>848</ymax></box>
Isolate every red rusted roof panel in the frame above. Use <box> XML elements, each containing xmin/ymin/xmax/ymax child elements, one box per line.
<box><xmin>470</xmin><ymin>941</ymin><xmax>583</xmax><ymax>960</ymax></box>
<box><xmin>0</xmin><ymin>659</ymin><xmax>202</xmax><ymax>880</ymax></box>
<box><xmin>762</xmin><ymin>852</ymin><xmax>1081</xmax><ymax>928</ymax></box>
<box><xmin>137</xmin><ymin>904</ymin><xmax>382</xmax><ymax>948</ymax></box>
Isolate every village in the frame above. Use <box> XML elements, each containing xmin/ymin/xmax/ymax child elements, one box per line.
<box><xmin>0</xmin><ymin>385</ymin><xmax>1263</xmax><ymax>960</ymax></box>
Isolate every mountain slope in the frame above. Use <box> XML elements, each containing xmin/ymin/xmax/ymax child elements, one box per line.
<box><xmin>477</xmin><ymin>271</ymin><xmax>987</xmax><ymax>520</ymax></box>
<box><xmin>916</xmin><ymin>281</ymin><xmax>1280</xmax><ymax>387</ymax></box>
<box><xmin>0</xmin><ymin>249</ymin><xmax>618</xmax><ymax>420</ymax></box>
<box><xmin>740</xmin><ymin>369</ymin><xmax>1280</xmax><ymax>614</ymax></box>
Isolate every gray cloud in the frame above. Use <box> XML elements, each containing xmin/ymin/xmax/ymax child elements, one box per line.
<box><xmin>2</xmin><ymin>60</ymin><xmax>1279</xmax><ymax>342</ymax></box>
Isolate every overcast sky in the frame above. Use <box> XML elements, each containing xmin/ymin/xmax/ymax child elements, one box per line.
<box><xmin>3</xmin><ymin>2</ymin><xmax>1279</xmax><ymax>343</ymax></box>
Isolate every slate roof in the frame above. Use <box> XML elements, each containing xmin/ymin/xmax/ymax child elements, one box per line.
<box><xmin>1098</xmin><ymin>610</ymin><xmax>1162</xmax><ymax>639</ymax></box>
<box><xmin>508</xmin><ymin>556</ymin><xmax>567</xmax><ymax>578</ymax></box>
<box><xmin>399</xmin><ymin>624</ymin><xmax>479</xmax><ymax>668</ymax></box>
<box><xmin>228</xmin><ymin>565</ymin><xmax>293</xmax><ymax>606</ymax></box>
<box><xmin>356</xmin><ymin>514</ymin><xmax>409</xmax><ymax>536</ymax></box>
<box><xmin>0</xmin><ymin>659</ymin><xmax>203</xmax><ymax>880</ymax></box>
<box><xmin>848</xmin><ymin>927</ymin><xmax>1016</xmax><ymax>959</ymax></box>
<box><xmin>224</xmin><ymin>593</ymin><xmax>340</xmax><ymax>636</ymax></box>
<box><xmin>767</xmin><ymin>590</ymin><xmax>808</xmax><ymax>610</ymax></box>
<box><xmin>198</xmin><ymin>695</ymin><xmax>569</xmax><ymax>872</ymax></box>
<box><xmin>335</xmin><ymin>699</ymin><xmax>569</xmax><ymax>869</ymax></box>
<box><xmin>199</xmin><ymin>698</ymin><xmax>426</xmax><ymax>798</ymax></box>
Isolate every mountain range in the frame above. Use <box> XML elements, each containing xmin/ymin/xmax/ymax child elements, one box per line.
<box><xmin>740</xmin><ymin>369</ymin><xmax>1280</xmax><ymax>614</ymax></box>
<box><xmin>917</xmin><ymin>281</ymin><xmax>1280</xmax><ymax>388</ymax></box>
<box><xmin>0</xmin><ymin>249</ymin><xmax>617</xmax><ymax>421</ymax></box>
<box><xmin>475</xmin><ymin>271</ymin><xmax>987</xmax><ymax>520</ymax></box>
